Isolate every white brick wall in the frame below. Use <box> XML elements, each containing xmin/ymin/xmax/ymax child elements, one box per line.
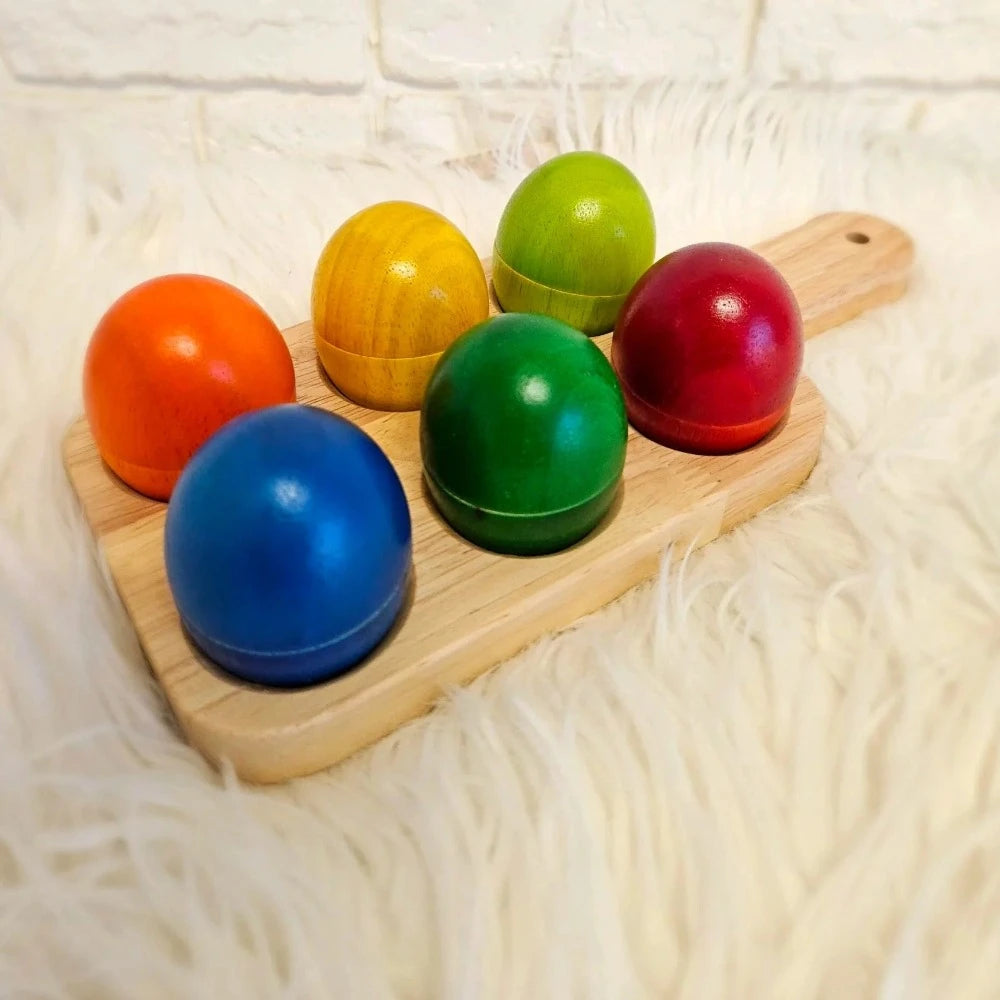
<box><xmin>379</xmin><ymin>0</ymin><xmax>751</xmax><ymax>85</ymax></box>
<box><xmin>0</xmin><ymin>1</ymin><xmax>996</xmax><ymax>167</ymax></box>
<box><xmin>754</xmin><ymin>0</ymin><xmax>1000</xmax><ymax>83</ymax></box>
<box><xmin>0</xmin><ymin>0</ymin><xmax>368</xmax><ymax>86</ymax></box>
<box><xmin>1</xmin><ymin>0</ymin><xmax>997</xmax><ymax>90</ymax></box>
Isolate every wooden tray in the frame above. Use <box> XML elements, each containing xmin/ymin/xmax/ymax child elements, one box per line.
<box><xmin>63</xmin><ymin>212</ymin><xmax>914</xmax><ymax>783</ymax></box>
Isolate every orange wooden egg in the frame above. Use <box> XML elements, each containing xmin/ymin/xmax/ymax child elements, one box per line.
<box><xmin>83</xmin><ymin>274</ymin><xmax>296</xmax><ymax>500</ymax></box>
<box><xmin>311</xmin><ymin>201</ymin><xmax>489</xmax><ymax>411</ymax></box>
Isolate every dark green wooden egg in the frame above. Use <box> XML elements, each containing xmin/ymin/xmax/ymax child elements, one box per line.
<box><xmin>492</xmin><ymin>151</ymin><xmax>656</xmax><ymax>335</ymax></box>
<box><xmin>420</xmin><ymin>313</ymin><xmax>627</xmax><ymax>555</ymax></box>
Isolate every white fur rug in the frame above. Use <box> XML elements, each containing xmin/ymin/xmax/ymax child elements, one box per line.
<box><xmin>2</xmin><ymin>83</ymin><xmax>999</xmax><ymax>998</ymax></box>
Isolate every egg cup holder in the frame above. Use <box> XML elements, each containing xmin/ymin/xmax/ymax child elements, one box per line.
<box><xmin>63</xmin><ymin>212</ymin><xmax>913</xmax><ymax>783</ymax></box>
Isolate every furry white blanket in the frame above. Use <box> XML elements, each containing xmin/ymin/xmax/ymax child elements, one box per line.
<box><xmin>1</xmin><ymin>83</ymin><xmax>998</xmax><ymax>998</ymax></box>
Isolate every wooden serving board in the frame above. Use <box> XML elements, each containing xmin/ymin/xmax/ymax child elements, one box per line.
<box><xmin>63</xmin><ymin>212</ymin><xmax>914</xmax><ymax>783</ymax></box>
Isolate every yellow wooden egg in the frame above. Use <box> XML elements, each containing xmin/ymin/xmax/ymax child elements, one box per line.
<box><xmin>312</xmin><ymin>201</ymin><xmax>489</xmax><ymax>410</ymax></box>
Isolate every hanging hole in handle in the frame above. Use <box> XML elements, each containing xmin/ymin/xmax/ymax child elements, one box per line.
<box><xmin>846</xmin><ymin>231</ymin><xmax>870</xmax><ymax>244</ymax></box>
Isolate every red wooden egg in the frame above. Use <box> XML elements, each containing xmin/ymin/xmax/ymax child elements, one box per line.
<box><xmin>611</xmin><ymin>242</ymin><xmax>803</xmax><ymax>453</ymax></box>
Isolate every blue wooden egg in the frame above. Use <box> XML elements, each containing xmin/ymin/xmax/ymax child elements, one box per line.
<box><xmin>164</xmin><ymin>404</ymin><xmax>412</xmax><ymax>687</ymax></box>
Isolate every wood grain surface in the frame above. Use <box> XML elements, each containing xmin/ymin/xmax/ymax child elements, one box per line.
<box><xmin>312</xmin><ymin>201</ymin><xmax>489</xmax><ymax>410</ymax></box>
<box><xmin>62</xmin><ymin>211</ymin><xmax>914</xmax><ymax>782</ymax></box>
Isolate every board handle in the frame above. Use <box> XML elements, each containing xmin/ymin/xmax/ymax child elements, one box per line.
<box><xmin>754</xmin><ymin>212</ymin><xmax>914</xmax><ymax>340</ymax></box>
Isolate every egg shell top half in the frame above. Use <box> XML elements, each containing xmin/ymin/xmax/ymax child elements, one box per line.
<box><xmin>312</xmin><ymin>201</ymin><xmax>489</xmax><ymax>362</ymax></box>
<box><xmin>493</xmin><ymin>152</ymin><xmax>656</xmax><ymax>298</ymax></box>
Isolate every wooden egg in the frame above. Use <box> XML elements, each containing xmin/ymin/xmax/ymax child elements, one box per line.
<box><xmin>83</xmin><ymin>274</ymin><xmax>295</xmax><ymax>501</ymax></box>
<box><xmin>311</xmin><ymin>201</ymin><xmax>489</xmax><ymax>411</ymax></box>
<box><xmin>492</xmin><ymin>151</ymin><xmax>656</xmax><ymax>335</ymax></box>
<box><xmin>611</xmin><ymin>242</ymin><xmax>803</xmax><ymax>453</ymax></box>
<box><xmin>420</xmin><ymin>313</ymin><xmax>627</xmax><ymax>555</ymax></box>
<box><xmin>165</xmin><ymin>404</ymin><xmax>412</xmax><ymax>687</ymax></box>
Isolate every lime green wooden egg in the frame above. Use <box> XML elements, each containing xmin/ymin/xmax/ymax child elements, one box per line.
<box><xmin>492</xmin><ymin>152</ymin><xmax>656</xmax><ymax>335</ymax></box>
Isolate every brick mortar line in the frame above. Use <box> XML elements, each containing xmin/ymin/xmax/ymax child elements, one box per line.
<box><xmin>2</xmin><ymin>76</ymin><xmax>999</xmax><ymax>98</ymax></box>
<box><xmin>365</xmin><ymin>0</ymin><xmax>389</xmax><ymax>85</ymax></box>
<box><xmin>742</xmin><ymin>0</ymin><xmax>766</xmax><ymax>76</ymax></box>
<box><xmin>0</xmin><ymin>33</ymin><xmax>14</xmax><ymax>85</ymax></box>
<box><xmin>362</xmin><ymin>0</ymin><xmax>388</xmax><ymax>140</ymax></box>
